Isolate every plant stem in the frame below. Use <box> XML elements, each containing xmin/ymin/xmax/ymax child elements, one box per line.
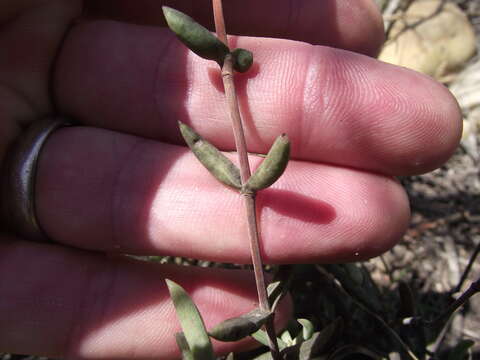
<box><xmin>211</xmin><ymin>0</ymin><xmax>280</xmax><ymax>357</ymax></box>
<box><xmin>454</xmin><ymin>239</ymin><xmax>480</xmax><ymax>293</ymax></box>
<box><xmin>429</xmin><ymin>277</ymin><xmax>480</xmax><ymax>329</ymax></box>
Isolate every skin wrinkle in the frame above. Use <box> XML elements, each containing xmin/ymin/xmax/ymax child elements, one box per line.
<box><xmin>71</xmin><ymin>258</ymin><xmax>122</xmax><ymax>358</ymax></box>
<box><xmin>298</xmin><ymin>44</ymin><xmax>320</xmax><ymax>159</ymax></box>
<box><xmin>110</xmin><ymin>136</ymin><xmax>144</xmax><ymax>252</ymax></box>
<box><xmin>63</xmin><ymin>253</ymin><xmax>107</xmax><ymax>359</ymax></box>
<box><xmin>153</xmin><ymin>34</ymin><xmax>176</xmax><ymax>133</ymax></box>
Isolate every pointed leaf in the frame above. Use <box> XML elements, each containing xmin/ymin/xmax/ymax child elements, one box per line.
<box><xmin>232</xmin><ymin>48</ymin><xmax>253</xmax><ymax>73</ymax></box>
<box><xmin>179</xmin><ymin>122</ymin><xmax>241</xmax><ymax>189</ymax></box>
<box><xmin>244</xmin><ymin>134</ymin><xmax>290</xmax><ymax>193</ymax></box>
<box><xmin>267</xmin><ymin>281</ymin><xmax>285</xmax><ymax>312</ymax></box>
<box><xmin>208</xmin><ymin>308</ymin><xmax>272</xmax><ymax>342</ymax></box>
<box><xmin>297</xmin><ymin>318</ymin><xmax>315</xmax><ymax>342</ymax></box>
<box><xmin>252</xmin><ymin>329</ymin><xmax>288</xmax><ymax>350</ymax></box>
<box><xmin>267</xmin><ymin>281</ymin><xmax>282</xmax><ymax>299</ymax></box>
<box><xmin>166</xmin><ymin>279</ymin><xmax>215</xmax><ymax>360</ymax></box>
<box><xmin>225</xmin><ymin>353</ymin><xmax>235</xmax><ymax>360</ymax></box>
<box><xmin>281</xmin><ymin>330</ymin><xmax>294</xmax><ymax>345</ymax></box>
<box><xmin>162</xmin><ymin>7</ymin><xmax>229</xmax><ymax>65</ymax></box>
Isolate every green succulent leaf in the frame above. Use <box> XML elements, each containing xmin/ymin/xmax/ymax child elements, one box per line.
<box><xmin>252</xmin><ymin>329</ymin><xmax>288</xmax><ymax>350</ymax></box>
<box><xmin>162</xmin><ymin>6</ymin><xmax>229</xmax><ymax>66</ymax></box>
<box><xmin>281</xmin><ymin>318</ymin><xmax>343</xmax><ymax>359</ymax></box>
<box><xmin>244</xmin><ymin>134</ymin><xmax>290</xmax><ymax>193</ymax></box>
<box><xmin>267</xmin><ymin>280</ymin><xmax>285</xmax><ymax>312</ymax></box>
<box><xmin>297</xmin><ymin>319</ymin><xmax>315</xmax><ymax>342</ymax></box>
<box><xmin>208</xmin><ymin>308</ymin><xmax>272</xmax><ymax>342</ymax></box>
<box><xmin>175</xmin><ymin>332</ymin><xmax>195</xmax><ymax>360</ymax></box>
<box><xmin>179</xmin><ymin>121</ymin><xmax>241</xmax><ymax>189</ymax></box>
<box><xmin>166</xmin><ymin>279</ymin><xmax>215</xmax><ymax>360</ymax></box>
<box><xmin>232</xmin><ymin>48</ymin><xmax>253</xmax><ymax>73</ymax></box>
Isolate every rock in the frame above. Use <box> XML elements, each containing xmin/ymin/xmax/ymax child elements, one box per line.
<box><xmin>379</xmin><ymin>0</ymin><xmax>476</xmax><ymax>79</ymax></box>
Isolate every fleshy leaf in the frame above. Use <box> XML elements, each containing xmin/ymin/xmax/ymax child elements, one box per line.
<box><xmin>244</xmin><ymin>134</ymin><xmax>290</xmax><ymax>193</ymax></box>
<box><xmin>179</xmin><ymin>122</ymin><xmax>241</xmax><ymax>189</ymax></box>
<box><xmin>297</xmin><ymin>319</ymin><xmax>315</xmax><ymax>342</ymax></box>
<box><xmin>281</xmin><ymin>330</ymin><xmax>294</xmax><ymax>345</ymax></box>
<box><xmin>175</xmin><ymin>332</ymin><xmax>194</xmax><ymax>360</ymax></box>
<box><xmin>281</xmin><ymin>318</ymin><xmax>343</xmax><ymax>359</ymax></box>
<box><xmin>232</xmin><ymin>48</ymin><xmax>253</xmax><ymax>73</ymax></box>
<box><xmin>267</xmin><ymin>281</ymin><xmax>284</xmax><ymax>312</ymax></box>
<box><xmin>252</xmin><ymin>329</ymin><xmax>288</xmax><ymax>350</ymax></box>
<box><xmin>208</xmin><ymin>308</ymin><xmax>272</xmax><ymax>342</ymax></box>
<box><xmin>166</xmin><ymin>279</ymin><xmax>215</xmax><ymax>360</ymax></box>
<box><xmin>162</xmin><ymin>6</ymin><xmax>229</xmax><ymax>66</ymax></box>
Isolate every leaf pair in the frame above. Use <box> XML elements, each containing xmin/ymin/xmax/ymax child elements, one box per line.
<box><xmin>167</xmin><ymin>279</ymin><xmax>273</xmax><ymax>359</ymax></box>
<box><xmin>179</xmin><ymin>122</ymin><xmax>290</xmax><ymax>193</ymax></box>
<box><xmin>163</xmin><ymin>6</ymin><xmax>253</xmax><ymax>72</ymax></box>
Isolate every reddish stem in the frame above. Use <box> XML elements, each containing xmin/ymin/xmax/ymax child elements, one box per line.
<box><xmin>211</xmin><ymin>0</ymin><xmax>280</xmax><ymax>357</ymax></box>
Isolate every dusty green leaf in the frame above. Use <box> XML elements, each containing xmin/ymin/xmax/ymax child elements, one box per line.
<box><xmin>252</xmin><ymin>329</ymin><xmax>288</xmax><ymax>350</ymax></box>
<box><xmin>162</xmin><ymin>6</ymin><xmax>229</xmax><ymax>65</ymax></box>
<box><xmin>282</xmin><ymin>318</ymin><xmax>343</xmax><ymax>359</ymax></box>
<box><xmin>232</xmin><ymin>48</ymin><xmax>253</xmax><ymax>73</ymax></box>
<box><xmin>267</xmin><ymin>280</ymin><xmax>284</xmax><ymax>312</ymax></box>
<box><xmin>244</xmin><ymin>134</ymin><xmax>290</xmax><ymax>193</ymax></box>
<box><xmin>297</xmin><ymin>318</ymin><xmax>315</xmax><ymax>342</ymax></box>
<box><xmin>208</xmin><ymin>308</ymin><xmax>272</xmax><ymax>342</ymax></box>
<box><xmin>267</xmin><ymin>281</ymin><xmax>282</xmax><ymax>299</ymax></box>
<box><xmin>175</xmin><ymin>332</ymin><xmax>194</xmax><ymax>360</ymax></box>
<box><xmin>179</xmin><ymin>122</ymin><xmax>241</xmax><ymax>189</ymax></box>
<box><xmin>281</xmin><ymin>329</ymin><xmax>294</xmax><ymax>345</ymax></box>
<box><xmin>166</xmin><ymin>279</ymin><xmax>215</xmax><ymax>360</ymax></box>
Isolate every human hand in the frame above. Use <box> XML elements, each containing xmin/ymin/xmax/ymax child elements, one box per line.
<box><xmin>0</xmin><ymin>0</ymin><xmax>461</xmax><ymax>359</ymax></box>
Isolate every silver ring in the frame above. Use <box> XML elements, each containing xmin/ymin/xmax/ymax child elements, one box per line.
<box><xmin>2</xmin><ymin>117</ymin><xmax>72</xmax><ymax>242</ymax></box>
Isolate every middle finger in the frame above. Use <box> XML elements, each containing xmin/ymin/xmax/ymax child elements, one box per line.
<box><xmin>36</xmin><ymin>126</ymin><xmax>409</xmax><ymax>263</ymax></box>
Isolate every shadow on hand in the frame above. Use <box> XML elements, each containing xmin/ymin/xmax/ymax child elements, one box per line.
<box><xmin>257</xmin><ymin>188</ymin><xmax>336</xmax><ymax>225</ymax></box>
